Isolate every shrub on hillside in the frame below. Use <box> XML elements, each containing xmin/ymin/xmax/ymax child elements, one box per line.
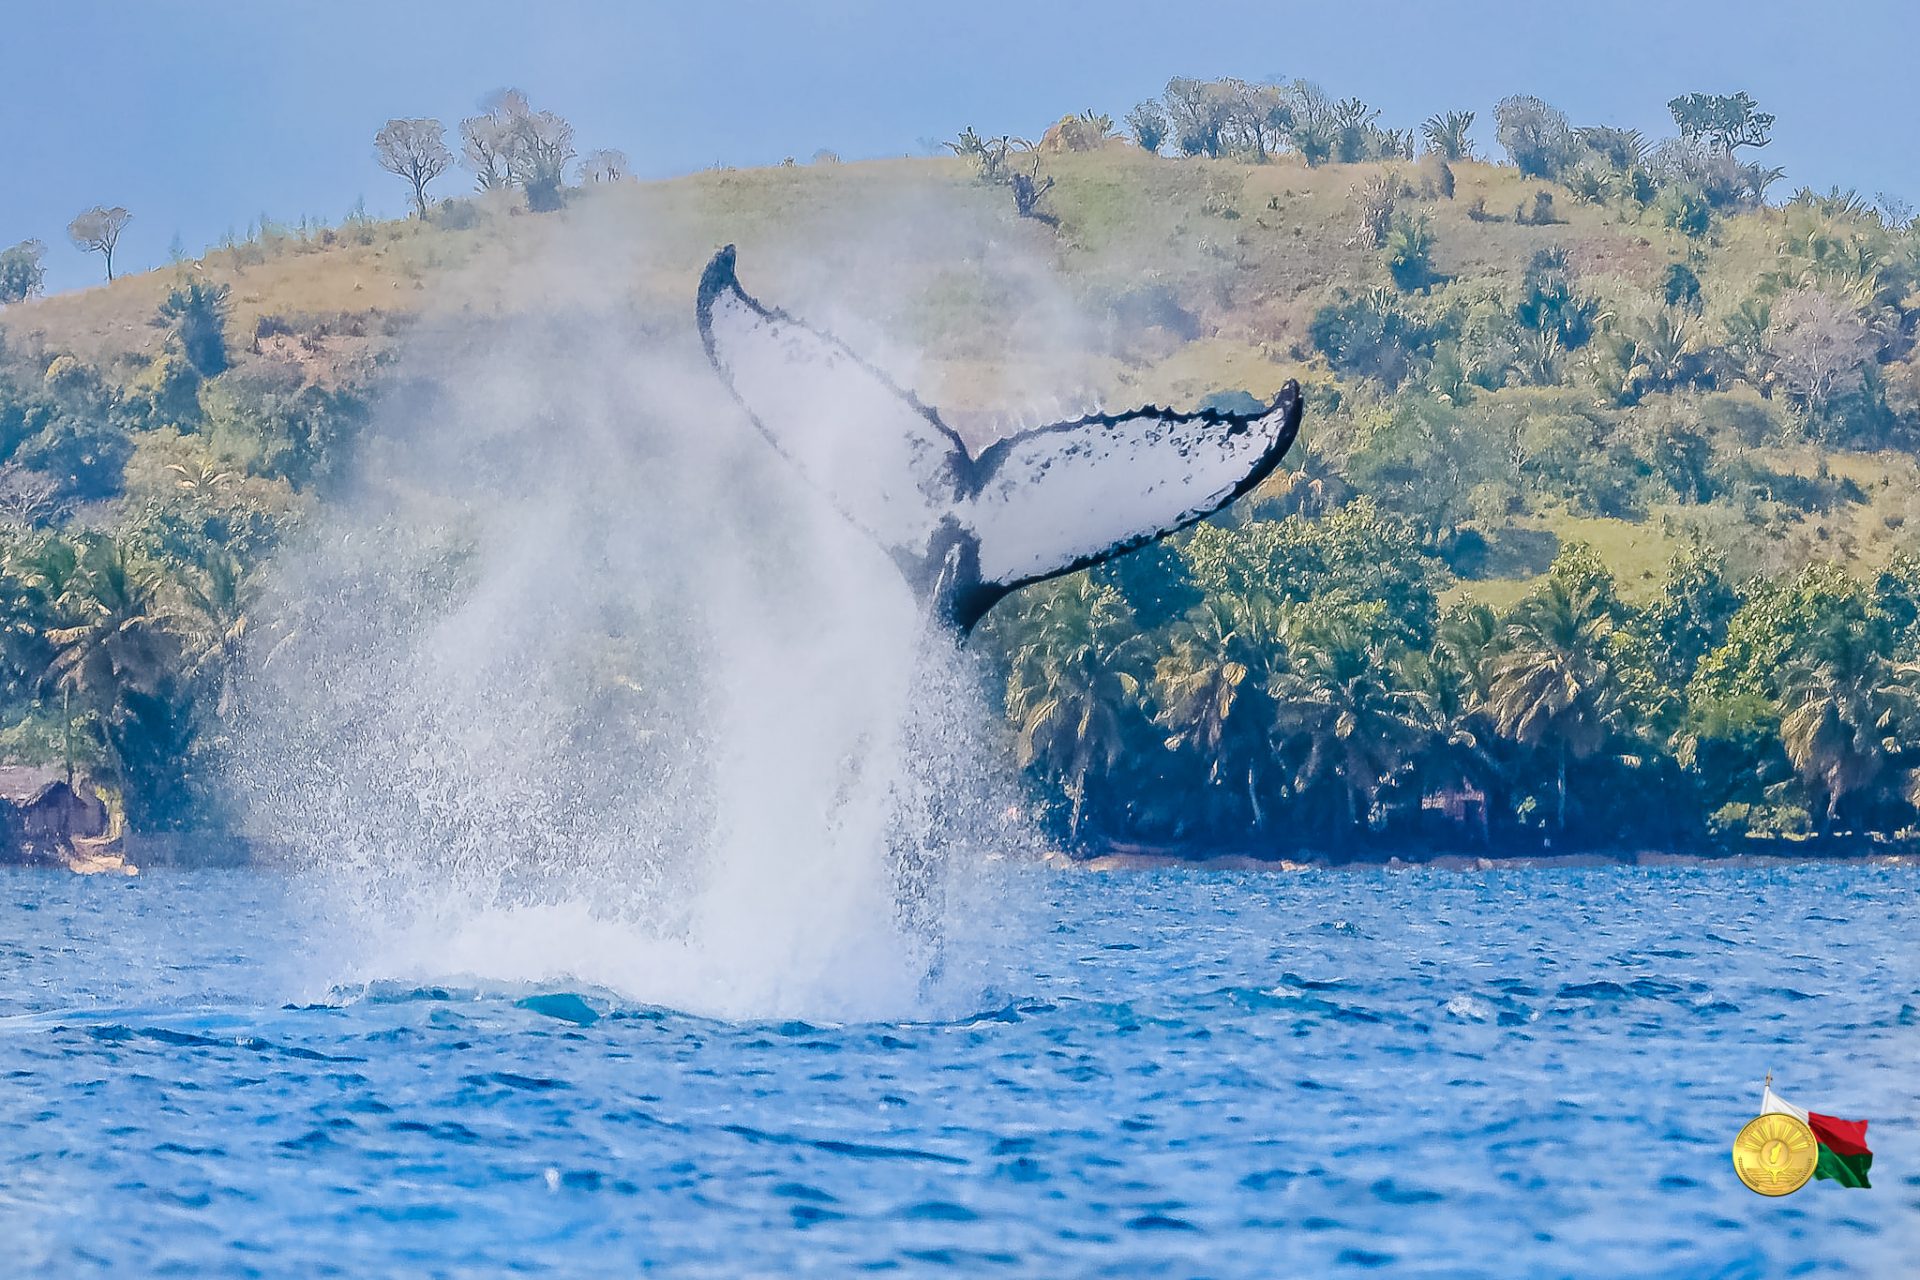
<box><xmin>433</xmin><ymin>197</ymin><xmax>484</xmax><ymax>231</ymax></box>
<box><xmin>1664</xmin><ymin>263</ymin><xmax>1703</xmax><ymax>311</ymax></box>
<box><xmin>1347</xmin><ymin>396</ymin><xmax>1506</xmax><ymax>547</ymax></box>
<box><xmin>156</xmin><ymin>279</ymin><xmax>232</xmax><ymax>378</ymax></box>
<box><xmin>1382</xmin><ymin>211</ymin><xmax>1438</xmax><ymax>292</ymax></box>
<box><xmin>201</xmin><ymin>362</ymin><xmax>369</xmax><ymax>490</ymax></box>
<box><xmin>1126</xmin><ymin>101</ymin><xmax>1168</xmax><ymax>154</ymax></box>
<box><xmin>0</xmin><ymin>241</ymin><xmax>46</xmax><ymax>305</ymax></box>
<box><xmin>1655</xmin><ymin>183</ymin><xmax>1712</xmax><ymax>237</ymax></box>
<box><xmin>1309</xmin><ymin>290</ymin><xmax>1449</xmax><ymax>389</ymax></box>
<box><xmin>121</xmin><ymin>351</ymin><xmax>204</xmax><ymax>433</ymax></box>
<box><xmin>1514</xmin><ymin>249</ymin><xmax>1597</xmax><ymax>350</ymax></box>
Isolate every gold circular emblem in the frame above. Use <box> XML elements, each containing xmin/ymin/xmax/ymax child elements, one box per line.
<box><xmin>1732</xmin><ymin>1112</ymin><xmax>1818</xmax><ymax>1196</ymax></box>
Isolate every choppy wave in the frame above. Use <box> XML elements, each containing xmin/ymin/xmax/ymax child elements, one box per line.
<box><xmin>6</xmin><ymin>863</ymin><xmax>1917</xmax><ymax>1276</ymax></box>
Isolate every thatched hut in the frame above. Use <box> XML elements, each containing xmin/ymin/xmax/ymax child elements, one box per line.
<box><xmin>0</xmin><ymin>766</ymin><xmax>109</xmax><ymax>859</ymax></box>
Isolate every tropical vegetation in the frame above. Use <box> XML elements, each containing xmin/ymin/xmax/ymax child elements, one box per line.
<box><xmin>3</xmin><ymin>78</ymin><xmax>1920</xmax><ymax>853</ymax></box>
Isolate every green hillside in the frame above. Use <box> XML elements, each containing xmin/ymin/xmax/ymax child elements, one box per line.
<box><xmin>3</xmin><ymin>100</ymin><xmax>1919</xmax><ymax>853</ymax></box>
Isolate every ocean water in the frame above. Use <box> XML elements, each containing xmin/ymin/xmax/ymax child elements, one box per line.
<box><xmin>2</xmin><ymin>863</ymin><xmax>1915</xmax><ymax>1278</ymax></box>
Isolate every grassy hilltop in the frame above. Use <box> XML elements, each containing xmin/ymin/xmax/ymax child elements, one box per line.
<box><xmin>3</xmin><ymin>105</ymin><xmax>1920</xmax><ymax>852</ymax></box>
<box><xmin>16</xmin><ymin>147</ymin><xmax>1920</xmax><ymax>601</ymax></box>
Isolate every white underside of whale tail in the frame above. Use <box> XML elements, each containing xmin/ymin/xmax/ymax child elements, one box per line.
<box><xmin>696</xmin><ymin>245</ymin><xmax>1303</xmax><ymax>629</ymax></box>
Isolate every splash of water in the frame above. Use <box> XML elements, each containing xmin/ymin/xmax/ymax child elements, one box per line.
<box><xmin>230</xmin><ymin>293</ymin><xmax>1031</xmax><ymax>1022</ymax></box>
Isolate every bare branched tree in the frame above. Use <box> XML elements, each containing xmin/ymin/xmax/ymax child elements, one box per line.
<box><xmin>68</xmin><ymin>206</ymin><xmax>132</xmax><ymax>281</ymax></box>
<box><xmin>459</xmin><ymin>88</ymin><xmax>533</xmax><ymax>192</ymax></box>
<box><xmin>458</xmin><ymin>89</ymin><xmax>576</xmax><ymax>211</ymax></box>
<box><xmin>506</xmin><ymin>110</ymin><xmax>575</xmax><ymax>211</ymax></box>
<box><xmin>374</xmin><ymin>118</ymin><xmax>453</xmax><ymax>217</ymax></box>
<box><xmin>1766</xmin><ymin>289</ymin><xmax>1875</xmax><ymax>417</ymax></box>
<box><xmin>460</xmin><ymin>113</ymin><xmax>516</xmax><ymax>191</ymax></box>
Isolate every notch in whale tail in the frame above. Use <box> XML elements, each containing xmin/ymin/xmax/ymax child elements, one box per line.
<box><xmin>696</xmin><ymin>244</ymin><xmax>1304</xmax><ymax>635</ymax></box>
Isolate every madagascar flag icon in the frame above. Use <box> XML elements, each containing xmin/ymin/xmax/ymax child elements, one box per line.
<box><xmin>1763</xmin><ymin>1083</ymin><xmax>1873</xmax><ymax>1188</ymax></box>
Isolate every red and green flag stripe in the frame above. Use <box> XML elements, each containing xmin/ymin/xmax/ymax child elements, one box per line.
<box><xmin>1763</xmin><ymin>1085</ymin><xmax>1872</xmax><ymax>1188</ymax></box>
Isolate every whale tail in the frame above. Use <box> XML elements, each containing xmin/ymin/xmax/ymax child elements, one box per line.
<box><xmin>696</xmin><ymin>245</ymin><xmax>1304</xmax><ymax>634</ymax></box>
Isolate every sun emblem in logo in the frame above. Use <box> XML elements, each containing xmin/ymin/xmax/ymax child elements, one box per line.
<box><xmin>1732</xmin><ymin>1112</ymin><xmax>1818</xmax><ymax>1196</ymax></box>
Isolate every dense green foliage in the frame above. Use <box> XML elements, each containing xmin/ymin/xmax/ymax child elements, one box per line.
<box><xmin>985</xmin><ymin>527</ymin><xmax>1920</xmax><ymax>853</ymax></box>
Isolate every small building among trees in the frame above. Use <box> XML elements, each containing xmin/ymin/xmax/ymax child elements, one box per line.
<box><xmin>0</xmin><ymin>766</ymin><xmax>109</xmax><ymax>860</ymax></box>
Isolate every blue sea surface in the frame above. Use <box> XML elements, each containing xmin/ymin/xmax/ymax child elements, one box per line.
<box><xmin>3</xmin><ymin>863</ymin><xmax>1915</xmax><ymax>1277</ymax></box>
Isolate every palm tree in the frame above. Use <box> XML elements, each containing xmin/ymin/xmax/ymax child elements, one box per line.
<box><xmin>1420</xmin><ymin>110</ymin><xmax>1476</xmax><ymax>161</ymax></box>
<box><xmin>1513</xmin><ymin>325</ymin><xmax>1564</xmax><ymax>386</ymax></box>
<box><xmin>1718</xmin><ymin>296</ymin><xmax>1773</xmax><ymax>388</ymax></box>
<box><xmin>45</xmin><ymin>537</ymin><xmax>176</xmax><ymax>735</ymax></box>
<box><xmin>1484</xmin><ymin>574</ymin><xmax>1625</xmax><ymax>833</ymax></box>
<box><xmin>1401</xmin><ymin>602</ymin><xmax>1505</xmax><ymax>808</ymax></box>
<box><xmin>45</xmin><ymin>538</ymin><xmax>197</xmax><ymax>827</ymax></box>
<box><xmin>1778</xmin><ymin>639</ymin><xmax>1916</xmax><ymax>834</ymax></box>
<box><xmin>1000</xmin><ymin>574</ymin><xmax>1143</xmax><ymax>840</ymax></box>
<box><xmin>1269</xmin><ymin>615</ymin><xmax>1420</xmax><ymax>848</ymax></box>
<box><xmin>0</xmin><ymin>536</ymin><xmax>76</xmax><ymax>700</ymax></box>
<box><xmin>1592</xmin><ymin>307</ymin><xmax>1707</xmax><ymax>404</ymax></box>
<box><xmin>1151</xmin><ymin>592</ymin><xmax>1286</xmax><ymax>833</ymax></box>
<box><xmin>170</xmin><ymin>548</ymin><xmax>257</xmax><ymax>720</ymax></box>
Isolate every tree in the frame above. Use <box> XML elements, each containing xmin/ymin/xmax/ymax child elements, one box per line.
<box><xmin>1152</xmin><ymin>592</ymin><xmax>1287</xmax><ymax>834</ymax></box>
<box><xmin>505</xmin><ymin>110</ymin><xmax>575</xmax><ymax>211</ymax></box>
<box><xmin>374</xmin><ymin>118</ymin><xmax>453</xmax><ymax>217</ymax></box>
<box><xmin>1778</xmin><ymin>636</ymin><xmax>1913</xmax><ymax>834</ymax></box>
<box><xmin>1382</xmin><ymin>211</ymin><xmax>1437</xmax><ymax>292</ymax></box>
<box><xmin>576</xmin><ymin>148</ymin><xmax>630</xmax><ymax>184</ymax></box>
<box><xmin>1646</xmin><ymin>545</ymin><xmax>1743</xmax><ymax>686</ymax></box>
<box><xmin>44</xmin><ymin>537</ymin><xmax>185</xmax><ymax>810</ymax></box>
<box><xmin>946</xmin><ymin>127</ymin><xmax>1015</xmax><ymax>182</ymax></box>
<box><xmin>459</xmin><ymin>88</ymin><xmax>538</xmax><ymax>193</ymax></box>
<box><xmin>1589</xmin><ymin>307</ymin><xmax>1707</xmax><ymax>405</ymax></box>
<box><xmin>1270</xmin><ymin>614</ymin><xmax>1420</xmax><ymax>849</ymax></box>
<box><xmin>999</xmin><ymin>575</ymin><xmax>1143</xmax><ymax>839</ymax></box>
<box><xmin>1352</xmin><ymin>174</ymin><xmax>1395</xmax><ymax>249</ymax></box>
<box><xmin>170</xmin><ymin>547</ymin><xmax>257</xmax><ymax>722</ymax></box>
<box><xmin>1579</xmin><ymin>126</ymin><xmax>1650</xmax><ymax>173</ymax></box>
<box><xmin>1403</xmin><ymin>601</ymin><xmax>1504</xmax><ymax>810</ymax></box>
<box><xmin>1493</xmin><ymin>96</ymin><xmax>1577</xmax><ymax>179</ymax></box>
<box><xmin>1347</xmin><ymin>397</ymin><xmax>1501</xmax><ymax>548</ymax></box>
<box><xmin>1766</xmin><ymin>288</ymin><xmax>1874</xmax><ymax>418</ymax></box>
<box><xmin>1654</xmin><ymin>182</ymin><xmax>1712</xmax><ymax>238</ymax></box>
<box><xmin>1126</xmin><ymin>101</ymin><xmax>1168</xmax><ymax>154</ymax></box>
<box><xmin>1514</xmin><ymin>248</ymin><xmax>1597</xmax><ymax>350</ymax></box>
<box><xmin>1331</xmin><ymin>97</ymin><xmax>1382</xmax><ymax>164</ymax></box>
<box><xmin>0</xmin><ymin>240</ymin><xmax>45</xmax><ymax>304</ymax></box>
<box><xmin>1162</xmin><ymin>77</ymin><xmax>1237</xmax><ymax>158</ymax></box>
<box><xmin>1421</xmin><ymin>110</ymin><xmax>1475</xmax><ymax>161</ymax></box>
<box><xmin>460</xmin><ymin>113</ymin><xmax>516</xmax><ymax>190</ymax></box>
<box><xmin>68</xmin><ymin>206</ymin><xmax>132</xmax><ymax>281</ymax></box>
<box><xmin>1664</xmin><ymin>262</ymin><xmax>1703</xmax><ymax>311</ymax></box>
<box><xmin>1010</xmin><ymin>162</ymin><xmax>1057</xmax><ymax>222</ymax></box>
<box><xmin>1485</xmin><ymin>550</ymin><xmax>1629</xmax><ymax>832</ymax></box>
<box><xmin>1182</xmin><ymin>501</ymin><xmax>1444</xmax><ymax>648</ymax></box>
<box><xmin>155</xmin><ymin>278</ymin><xmax>231</xmax><ymax>377</ymax></box>
<box><xmin>1667</xmin><ymin>92</ymin><xmax>1774</xmax><ymax>153</ymax></box>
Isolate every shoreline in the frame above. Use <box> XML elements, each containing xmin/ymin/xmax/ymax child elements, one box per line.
<box><xmin>5</xmin><ymin>837</ymin><xmax>1913</xmax><ymax>875</ymax></box>
<box><xmin>1047</xmin><ymin>843</ymin><xmax>1920</xmax><ymax>872</ymax></box>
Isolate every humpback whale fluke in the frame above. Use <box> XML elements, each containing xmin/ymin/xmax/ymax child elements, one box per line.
<box><xmin>696</xmin><ymin>244</ymin><xmax>1304</xmax><ymax>634</ymax></box>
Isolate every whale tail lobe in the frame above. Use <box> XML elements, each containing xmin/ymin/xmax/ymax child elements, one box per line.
<box><xmin>696</xmin><ymin>245</ymin><xmax>1303</xmax><ymax>633</ymax></box>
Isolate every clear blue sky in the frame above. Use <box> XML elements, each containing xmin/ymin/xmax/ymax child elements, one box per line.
<box><xmin>8</xmin><ymin>0</ymin><xmax>1918</xmax><ymax>294</ymax></box>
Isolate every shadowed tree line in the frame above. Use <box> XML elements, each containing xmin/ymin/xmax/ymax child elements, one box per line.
<box><xmin>983</xmin><ymin>509</ymin><xmax>1920</xmax><ymax>856</ymax></box>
